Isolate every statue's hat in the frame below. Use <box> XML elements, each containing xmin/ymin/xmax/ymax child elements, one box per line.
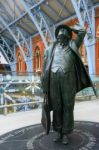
<box><xmin>55</xmin><ymin>24</ymin><xmax>72</xmax><ymax>39</ymax></box>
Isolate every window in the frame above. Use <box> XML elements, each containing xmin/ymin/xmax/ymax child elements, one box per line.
<box><xmin>17</xmin><ymin>54</ymin><xmax>22</xmax><ymax>72</ymax></box>
<box><xmin>35</xmin><ymin>46</ymin><xmax>41</xmax><ymax>72</ymax></box>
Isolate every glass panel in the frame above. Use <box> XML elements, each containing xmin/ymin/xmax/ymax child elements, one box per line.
<box><xmin>0</xmin><ymin>72</ymin><xmax>43</xmax><ymax>115</ymax></box>
<box><xmin>0</xmin><ymin>71</ymin><xmax>99</xmax><ymax>115</ymax></box>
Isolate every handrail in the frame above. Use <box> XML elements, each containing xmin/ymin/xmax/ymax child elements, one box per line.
<box><xmin>0</xmin><ymin>100</ymin><xmax>43</xmax><ymax>109</ymax></box>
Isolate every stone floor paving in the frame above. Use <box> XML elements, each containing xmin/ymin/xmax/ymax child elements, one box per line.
<box><xmin>0</xmin><ymin>99</ymin><xmax>99</xmax><ymax>136</ymax></box>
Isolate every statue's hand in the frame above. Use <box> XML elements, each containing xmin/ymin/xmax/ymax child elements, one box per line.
<box><xmin>71</xmin><ymin>24</ymin><xmax>86</xmax><ymax>34</ymax></box>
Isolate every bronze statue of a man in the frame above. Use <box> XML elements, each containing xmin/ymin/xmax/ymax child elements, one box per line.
<box><xmin>41</xmin><ymin>24</ymin><xmax>96</xmax><ymax>145</ymax></box>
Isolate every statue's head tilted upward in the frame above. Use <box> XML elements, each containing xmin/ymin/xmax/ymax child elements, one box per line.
<box><xmin>55</xmin><ymin>25</ymin><xmax>72</xmax><ymax>46</ymax></box>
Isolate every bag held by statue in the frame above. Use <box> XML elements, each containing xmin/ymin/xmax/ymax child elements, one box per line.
<box><xmin>41</xmin><ymin>94</ymin><xmax>51</xmax><ymax>134</ymax></box>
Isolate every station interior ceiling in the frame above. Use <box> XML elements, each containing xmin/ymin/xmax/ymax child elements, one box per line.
<box><xmin>0</xmin><ymin>0</ymin><xmax>99</xmax><ymax>44</ymax></box>
<box><xmin>0</xmin><ymin>0</ymin><xmax>99</xmax><ymax>74</ymax></box>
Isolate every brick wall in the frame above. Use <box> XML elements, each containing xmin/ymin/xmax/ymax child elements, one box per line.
<box><xmin>16</xmin><ymin>18</ymin><xmax>93</xmax><ymax>74</ymax></box>
<box><xmin>95</xmin><ymin>13</ymin><xmax>99</xmax><ymax>75</ymax></box>
<box><xmin>16</xmin><ymin>45</ymin><xmax>27</xmax><ymax>74</ymax></box>
<box><xmin>32</xmin><ymin>35</ymin><xmax>45</xmax><ymax>74</ymax></box>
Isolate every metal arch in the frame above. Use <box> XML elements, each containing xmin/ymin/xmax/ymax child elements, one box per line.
<box><xmin>92</xmin><ymin>7</ymin><xmax>95</xmax><ymax>39</ymax></box>
<box><xmin>0</xmin><ymin>0</ymin><xmax>46</xmax><ymax>34</ymax></box>
<box><xmin>20</xmin><ymin>0</ymin><xmax>54</xmax><ymax>48</ymax></box>
<box><xmin>71</xmin><ymin>0</ymin><xmax>96</xmax><ymax>41</ymax></box>
<box><xmin>81</xmin><ymin>0</ymin><xmax>94</xmax><ymax>37</ymax></box>
<box><xmin>38</xmin><ymin>11</ymin><xmax>54</xmax><ymax>41</ymax></box>
<box><xmin>15</xmin><ymin>27</ymin><xmax>33</xmax><ymax>73</ymax></box>
<box><xmin>0</xmin><ymin>36</ymin><xmax>17</xmax><ymax>73</ymax></box>
<box><xmin>0</xmin><ymin>36</ymin><xmax>14</xmax><ymax>62</ymax></box>
<box><xmin>16</xmin><ymin>27</ymin><xmax>31</xmax><ymax>57</ymax></box>
<box><xmin>71</xmin><ymin>0</ymin><xmax>96</xmax><ymax>75</ymax></box>
<box><xmin>0</xmin><ymin>45</ymin><xmax>10</xmax><ymax>63</ymax></box>
<box><xmin>1</xmin><ymin>37</ymin><xmax>14</xmax><ymax>57</ymax></box>
<box><xmin>20</xmin><ymin>0</ymin><xmax>48</xmax><ymax>48</ymax></box>
<box><xmin>0</xmin><ymin>16</ymin><xmax>33</xmax><ymax>73</ymax></box>
<box><xmin>0</xmin><ymin>16</ymin><xmax>27</xmax><ymax>62</ymax></box>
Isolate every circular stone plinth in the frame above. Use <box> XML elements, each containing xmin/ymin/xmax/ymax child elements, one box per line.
<box><xmin>0</xmin><ymin>121</ymin><xmax>99</xmax><ymax>150</ymax></box>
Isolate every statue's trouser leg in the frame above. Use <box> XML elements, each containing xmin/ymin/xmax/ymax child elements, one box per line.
<box><xmin>50</xmin><ymin>71</ymin><xmax>62</xmax><ymax>133</ymax></box>
<box><xmin>50</xmin><ymin>70</ymin><xmax>76</xmax><ymax>134</ymax></box>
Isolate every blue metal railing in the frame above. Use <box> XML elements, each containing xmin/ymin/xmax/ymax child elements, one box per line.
<box><xmin>0</xmin><ymin>72</ymin><xmax>99</xmax><ymax>115</ymax></box>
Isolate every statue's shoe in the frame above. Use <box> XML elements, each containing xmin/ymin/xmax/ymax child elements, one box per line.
<box><xmin>62</xmin><ymin>135</ymin><xmax>69</xmax><ymax>145</ymax></box>
<box><xmin>53</xmin><ymin>133</ymin><xmax>62</xmax><ymax>143</ymax></box>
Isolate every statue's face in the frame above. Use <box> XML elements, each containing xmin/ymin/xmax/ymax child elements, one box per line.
<box><xmin>57</xmin><ymin>28</ymin><xmax>70</xmax><ymax>44</ymax></box>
